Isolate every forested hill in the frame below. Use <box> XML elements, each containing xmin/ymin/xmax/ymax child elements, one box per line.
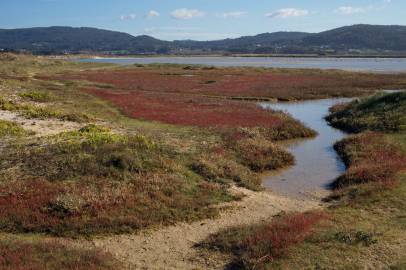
<box><xmin>0</xmin><ymin>26</ymin><xmax>171</xmax><ymax>54</ymax></box>
<box><xmin>1</xmin><ymin>24</ymin><xmax>405</xmax><ymax>55</ymax></box>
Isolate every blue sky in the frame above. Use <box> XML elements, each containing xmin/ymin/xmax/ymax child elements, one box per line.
<box><xmin>0</xmin><ymin>0</ymin><xmax>404</xmax><ymax>40</ymax></box>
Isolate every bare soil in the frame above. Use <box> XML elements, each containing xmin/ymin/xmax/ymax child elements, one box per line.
<box><xmin>0</xmin><ymin>110</ymin><xmax>81</xmax><ymax>136</ymax></box>
<box><xmin>91</xmin><ymin>186</ymin><xmax>321</xmax><ymax>270</ymax></box>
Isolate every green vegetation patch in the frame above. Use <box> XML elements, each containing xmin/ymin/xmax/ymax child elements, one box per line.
<box><xmin>19</xmin><ymin>90</ymin><xmax>53</xmax><ymax>102</ymax></box>
<box><xmin>327</xmin><ymin>92</ymin><xmax>406</xmax><ymax>132</ymax></box>
<box><xmin>0</xmin><ymin>120</ymin><xmax>30</xmax><ymax>137</ymax></box>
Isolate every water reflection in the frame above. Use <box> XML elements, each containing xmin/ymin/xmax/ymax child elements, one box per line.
<box><xmin>261</xmin><ymin>98</ymin><xmax>352</xmax><ymax>199</ymax></box>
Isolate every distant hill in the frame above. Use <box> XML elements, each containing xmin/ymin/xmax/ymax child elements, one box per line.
<box><xmin>0</xmin><ymin>26</ymin><xmax>171</xmax><ymax>54</ymax></box>
<box><xmin>302</xmin><ymin>24</ymin><xmax>406</xmax><ymax>51</ymax></box>
<box><xmin>173</xmin><ymin>32</ymin><xmax>313</xmax><ymax>53</ymax></box>
<box><xmin>1</xmin><ymin>24</ymin><xmax>406</xmax><ymax>55</ymax></box>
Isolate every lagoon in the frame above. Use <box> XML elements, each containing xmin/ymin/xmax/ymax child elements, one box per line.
<box><xmin>79</xmin><ymin>56</ymin><xmax>406</xmax><ymax>73</ymax></box>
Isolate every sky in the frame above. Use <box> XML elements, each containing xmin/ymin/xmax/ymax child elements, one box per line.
<box><xmin>0</xmin><ymin>0</ymin><xmax>404</xmax><ymax>41</ymax></box>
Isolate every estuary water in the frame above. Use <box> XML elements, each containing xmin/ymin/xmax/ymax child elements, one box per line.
<box><xmin>261</xmin><ymin>98</ymin><xmax>352</xmax><ymax>199</ymax></box>
<box><xmin>79</xmin><ymin>57</ymin><xmax>406</xmax><ymax>73</ymax></box>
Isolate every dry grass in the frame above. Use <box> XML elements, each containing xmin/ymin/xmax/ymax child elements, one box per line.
<box><xmin>0</xmin><ymin>235</ymin><xmax>120</xmax><ymax>270</ymax></box>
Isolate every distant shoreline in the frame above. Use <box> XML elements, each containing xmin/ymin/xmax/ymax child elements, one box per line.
<box><xmin>50</xmin><ymin>54</ymin><xmax>406</xmax><ymax>60</ymax></box>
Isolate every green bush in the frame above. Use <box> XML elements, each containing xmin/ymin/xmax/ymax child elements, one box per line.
<box><xmin>19</xmin><ymin>90</ymin><xmax>52</xmax><ymax>102</ymax></box>
<box><xmin>0</xmin><ymin>120</ymin><xmax>30</xmax><ymax>137</ymax></box>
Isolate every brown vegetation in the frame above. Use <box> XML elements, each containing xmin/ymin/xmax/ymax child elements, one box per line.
<box><xmin>199</xmin><ymin>212</ymin><xmax>326</xmax><ymax>269</ymax></box>
<box><xmin>0</xmin><ymin>236</ymin><xmax>119</xmax><ymax>270</ymax></box>
<box><xmin>333</xmin><ymin>132</ymin><xmax>406</xmax><ymax>189</ymax></box>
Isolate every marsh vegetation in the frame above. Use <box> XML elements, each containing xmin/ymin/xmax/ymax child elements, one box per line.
<box><xmin>200</xmin><ymin>92</ymin><xmax>406</xmax><ymax>269</ymax></box>
<box><xmin>0</xmin><ymin>54</ymin><xmax>405</xmax><ymax>269</ymax></box>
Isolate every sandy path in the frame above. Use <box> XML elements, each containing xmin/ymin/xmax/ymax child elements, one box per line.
<box><xmin>92</xmin><ymin>186</ymin><xmax>322</xmax><ymax>270</ymax></box>
<box><xmin>0</xmin><ymin>110</ymin><xmax>81</xmax><ymax>136</ymax></box>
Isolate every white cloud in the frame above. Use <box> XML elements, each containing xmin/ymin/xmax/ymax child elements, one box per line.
<box><xmin>266</xmin><ymin>8</ymin><xmax>309</xmax><ymax>19</ymax></box>
<box><xmin>334</xmin><ymin>0</ymin><xmax>392</xmax><ymax>15</ymax></box>
<box><xmin>334</xmin><ymin>6</ymin><xmax>366</xmax><ymax>15</ymax></box>
<box><xmin>147</xmin><ymin>10</ymin><xmax>160</xmax><ymax>18</ymax></box>
<box><xmin>170</xmin><ymin>8</ymin><xmax>205</xmax><ymax>20</ymax></box>
<box><xmin>120</xmin><ymin>14</ymin><xmax>136</xmax><ymax>20</ymax></box>
<box><xmin>218</xmin><ymin>11</ymin><xmax>246</xmax><ymax>19</ymax></box>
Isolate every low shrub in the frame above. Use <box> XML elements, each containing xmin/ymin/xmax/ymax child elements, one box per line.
<box><xmin>190</xmin><ymin>154</ymin><xmax>262</xmax><ymax>190</ymax></box>
<box><xmin>334</xmin><ymin>230</ymin><xmax>378</xmax><ymax>246</ymax></box>
<box><xmin>19</xmin><ymin>90</ymin><xmax>53</xmax><ymax>102</ymax></box>
<box><xmin>226</xmin><ymin>135</ymin><xmax>295</xmax><ymax>172</ymax></box>
<box><xmin>5</xmin><ymin>126</ymin><xmax>159</xmax><ymax>182</ymax></box>
<box><xmin>0</xmin><ymin>96</ymin><xmax>18</xmax><ymax>111</ymax></box>
<box><xmin>199</xmin><ymin>212</ymin><xmax>326</xmax><ymax>270</ymax></box>
<box><xmin>332</xmin><ymin>133</ymin><xmax>406</xmax><ymax>189</ymax></box>
<box><xmin>0</xmin><ymin>236</ymin><xmax>119</xmax><ymax>270</ymax></box>
<box><xmin>235</xmin><ymin>138</ymin><xmax>294</xmax><ymax>172</ymax></box>
<box><xmin>0</xmin><ymin>120</ymin><xmax>30</xmax><ymax>137</ymax></box>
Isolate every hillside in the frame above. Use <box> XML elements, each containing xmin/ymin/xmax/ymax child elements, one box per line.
<box><xmin>173</xmin><ymin>32</ymin><xmax>312</xmax><ymax>53</ymax></box>
<box><xmin>303</xmin><ymin>24</ymin><xmax>406</xmax><ymax>51</ymax></box>
<box><xmin>1</xmin><ymin>24</ymin><xmax>406</xmax><ymax>55</ymax></box>
<box><xmin>0</xmin><ymin>26</ymin><xmax>170</xmax><ymax>54</ymax></box>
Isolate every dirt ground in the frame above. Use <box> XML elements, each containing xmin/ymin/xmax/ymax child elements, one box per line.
<box><xmin>0</xmin><ymin>110</ymin><xmax>81</xmax><ymax>136</ymax></box>
<box><xmin>90</xmin><ymin>186</ymin><xmax>322</xmax><ymax>270</ymax></box>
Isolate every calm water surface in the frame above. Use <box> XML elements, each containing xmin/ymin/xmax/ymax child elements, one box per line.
<box><xmin>261</xmin><ymin>98</ymin><xmax>352</xmax><ymax>199</ymax></box>
<box><xmin>80</xmin><ymin>57</ymin><xmax>406</xmax><ymax>73</ymax></box>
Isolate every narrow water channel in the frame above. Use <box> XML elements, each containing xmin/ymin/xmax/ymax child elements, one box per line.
<box><xmin>261</xmin><ymin>98</ymin><xmax>352</xmax><ymax>200</ymax></box>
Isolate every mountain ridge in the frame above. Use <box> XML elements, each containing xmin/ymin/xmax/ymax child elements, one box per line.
<box><xmin>1</xmin><ymin>24</ymin><xmax>405</xmax><ymax>55</ymax></box>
